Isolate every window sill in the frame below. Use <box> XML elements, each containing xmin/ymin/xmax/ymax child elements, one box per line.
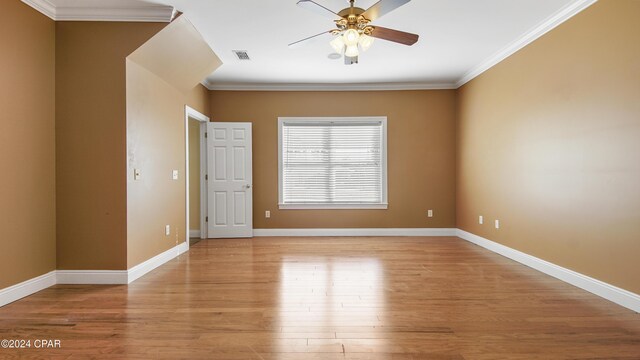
<box><xmin>278</xmin><ymin>203</ymin><xmax>388</xmax><ymax>210</ymax></box>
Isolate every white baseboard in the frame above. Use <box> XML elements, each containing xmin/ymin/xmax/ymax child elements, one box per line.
<box><xmin>56</xmin><ymin>270</ymin><xmax>128</xmax><ymax>285</ymax></box>
<box><xmin>253</xmin><ymin>228</ymin><xmax>457</xmax><ymax>237</ymax></box>
<box><xmin>189</xmin><ymin>229</ymin><xmax>201</xmax><ymax>238</ymax></box>
<box><xmin>128</xmin><ymin>241</ymin><xmax>188</xmax><ymax>283</ymax></box>
<box><xmin>47</xmin><ymin>242</ymin><xmax>189</xmax><ymax>286</ymax></box>
<box><xmin>3</xmin><ymin>232</ymin><xmax>638</xmax><ymax>314</ymax></box>
<box><xmin>456</xmin><ymin>229</ymin><xmax>640</xmax><ymax>313</ymax></box>
<box><xmin>0</xmin><ymin>271</ymin><xmax>57</xmax><ymax>307</ymax></box>
<box><xmin>1</xmin><ymin>242</ymin><xmax>190</xmax><ymax>307</ymax></box>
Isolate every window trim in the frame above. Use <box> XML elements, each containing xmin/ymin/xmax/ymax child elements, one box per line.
<box><xmin>277</xmin><ymin>116</ymin><xmax>388</xmax><ymax>210</ymax></box>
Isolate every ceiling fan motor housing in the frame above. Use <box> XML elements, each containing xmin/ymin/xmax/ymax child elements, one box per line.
<box><xmin>335</xmin><ymin>7</ymin><xmax>374</xmax><ymax>36</ymax></box>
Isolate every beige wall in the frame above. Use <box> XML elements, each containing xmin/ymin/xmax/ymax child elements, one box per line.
<box><xmin>126</xmin><ymin>17</ymin><xmax>219</xmax><ymax>268</ymax></box>
<box><xmin>126</xmin><ymin>77</ymin><xmax>210</xmax><ymax>266</ymax></box>
<box><xmin>188</xmin><ymin>119</ymin><xmax>201</xmax><ymax>231</ymax></box>
<box><xmin>210</xmin><ymin>90</ymin><xmax>457</xmax><ymax>229</ymax></box>
<box><xmin>0</xmin><ymin>0</ymin><xmax>56</xmax><ymax>289</ymax></box>
<box><xmin>56</xmin><ymin>21</ymin><xmax>166</xmax><ymax>270</ymax></box>
<box><xmin>187</xmin><ymin>84</ymin><xmax>211</xmax><ymax>117</ymax></box>
<box><xmin>125</xmin><ymin>81</ymin><xmax>212</xmax><ymax>268</ymax></box>
<box><xmin>126</xmin><ymin>61</ymin><xmax>187</xmax><ymax>266</ymax></box>
<box><xmin>456</xmin><ymin>0</ymin><xmax>640</xmax><ymax>294</ymax></box>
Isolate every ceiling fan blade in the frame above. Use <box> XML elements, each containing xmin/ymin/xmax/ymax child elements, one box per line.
<box><xmin>362</xmin><ymin>0</ymin><xmax>411</xmax><ymax>21</ymax></box>
<box><xmin>288</xmin><ymin>30</ymin><xmax>334</xmax><ymax>48</ymax></box>
<box><xmin>370</xmin><ymin>26</ymin><xmax>419</xmax><ymax>45</ymax></box>
<box><xmin>296</xmin><ymin>0</ymin><xmax>341</xmax><ymax>20</ymax></box>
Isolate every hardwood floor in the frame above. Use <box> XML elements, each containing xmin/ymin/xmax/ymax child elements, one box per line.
<box><xmin>1</xmin><ymin>237</ymin><xmax>639</xmax><ymax>359</ymax></box>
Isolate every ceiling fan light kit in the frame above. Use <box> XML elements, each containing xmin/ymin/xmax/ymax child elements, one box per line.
<box><xmin>330</xmin><ymin>36</ymin><xmax>345</xmax><ymax>53</ymax></box>
<box><xmin>358</xmin><ymin>34</ymin><xmax>375</xmax><ymax>51</ymax></box>
<box><xmin>291</xmin><ymin>0</ymin><xmax>419</xmax><ymax>65</ymax></box>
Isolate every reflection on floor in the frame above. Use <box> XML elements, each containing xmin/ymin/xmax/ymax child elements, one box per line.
<box><xmin>1</xmin><ymin>237</ymin><xmax>639</xmax><ymax>359</ymax></box>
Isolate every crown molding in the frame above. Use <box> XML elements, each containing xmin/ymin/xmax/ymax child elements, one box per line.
<box><xmin>21</xmin><ymin>0</ymin><xmax>56</xmax><ymax>20</ymax></box>
<box><xmin>21</xmin><ymin>0</ymin><xmax>174</xmax><ymax>22</ymax></box>
<box><xmin>455</xmin><ymin>0</ymin><xmax>598</xmax><ymax>88</ymax></box>
<box><xmin>55</xmin><ymin>6</ymin><xmax>174</xmax><ymax>22</ymax></box>
<box><xmin>202</xmin><ymin>80</ymin><xmax>457</xmax><ymax>92</ymax></box>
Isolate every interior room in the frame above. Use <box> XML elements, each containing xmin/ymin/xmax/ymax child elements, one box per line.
<box><xmin>1</xmin><ymin>0</ymin><xmax>638</xmax><ymax>358</ymax></box>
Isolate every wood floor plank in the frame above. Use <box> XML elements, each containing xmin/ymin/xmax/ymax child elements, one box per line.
<box><xmin>0</xmin><ymin>236</ymin><xmax>638</xmax><ymax>359</ymax></box>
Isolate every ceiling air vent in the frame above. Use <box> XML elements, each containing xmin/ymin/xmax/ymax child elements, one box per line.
<box><xmin>232</xmin><ymin>50</ymin><xmax>251</xmax><ymax>61</ymax></box>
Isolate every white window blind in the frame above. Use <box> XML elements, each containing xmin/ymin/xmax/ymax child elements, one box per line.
<box><xmin>278</xmin><ymin>117</ymin><xmax>387</xmax><ymax>209</ymax></box>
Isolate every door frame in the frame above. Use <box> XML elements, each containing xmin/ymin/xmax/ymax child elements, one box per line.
<box><xmin>185</xmin><ymin>106</ymin><xmax>209</xmax><ymax>246</ymax></box>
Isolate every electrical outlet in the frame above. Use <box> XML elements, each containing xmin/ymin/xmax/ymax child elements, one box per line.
<box><xmin>495</xmin><ymin>220</ymin><xmax>500</xmax><ymax>229</ymax></box>
<box><xmin>427</xmin><ymin>210</ymin><xmax>433</xmax><ymax>218</ymax></box>
<box><xmin>134</xmin><ymin>168</ymin><xmax>141</xmax><ymax>180</ymax></box>
<box><xmin>172</xmin><ymin>170</ymin><xmax>179</xmax><ymax>180</ymax></box>
<box><xmin>165</xmin><ymin>225</ymin><xmax>170</xmax><ymax>236</ymax></box>
<box><xmin>265</xmin><ymin>210</ymin><xmax>271</xmax><ymax>218</ymax></box>
<box><xmin>479</xmin><ymin>215</ymin><xmax>483</xmax><ymax>225</ymax></box>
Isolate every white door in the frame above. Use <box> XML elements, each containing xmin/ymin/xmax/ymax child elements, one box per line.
<box><xmin>207</xmin><ymin>122</ymin><xmax>253</xmax><ymax>238</ymax></box>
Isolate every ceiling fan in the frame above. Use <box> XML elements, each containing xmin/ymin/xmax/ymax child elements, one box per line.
<box><xmin>289</xmin><ymin>0</ymin><xmax>419</xmax><ymax>65</ymax></box>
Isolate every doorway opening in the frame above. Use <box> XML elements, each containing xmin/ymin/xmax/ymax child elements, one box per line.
<box><xmin>185</xmin><ymin>106</ymin><xmax>209</xmax><ymax>247</ymax></box>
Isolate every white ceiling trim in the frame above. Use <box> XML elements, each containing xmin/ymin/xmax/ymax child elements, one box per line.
<box><xmin>21</xmin><ymin>0</ymin><xmax>174</xmax><ymax>22</ymax></box>
<box><xmin>21</xmin><ymin>0</ymin><xmax>56</xmax><ymax>19</ymax></box>
<box><xmin>202</xmin><ymin>81</ymin><xmax>458</xmax><ymax>92</ymax></box>
<box><xmin>54</xmin><ymin>6</ymin><xmax>174</xmax><ymax>22</ymax></box>
<box><xmin>455</xmin><ymin>0</ymin><xmax>598</xmax><ymax>88</ymax></box>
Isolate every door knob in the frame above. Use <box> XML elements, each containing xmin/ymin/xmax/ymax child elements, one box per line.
<box><xmin>246</xmin><ymin>184</ymin><xmax>252</xmax><ymax>189</ymax></box>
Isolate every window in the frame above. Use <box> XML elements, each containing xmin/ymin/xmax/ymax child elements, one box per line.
<box><xmin>278</xmin><ymin>117</ymin><xmax>387</xmax><ymax>209</ymax></box>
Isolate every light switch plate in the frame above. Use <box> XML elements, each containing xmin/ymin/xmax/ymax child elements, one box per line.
<box><xmin>172</xmin><ymin>170</ymin><xmax>179</xmax><ymax>180</ymax></box>
<box><xmin>165</xmin><ymin>225</ymin><xmax>170</xmax><ymax>236</ymax></box>
<box><xmin>479</xmin><ymin>215</ymin><xmax>483</xmax><ymax>225</ymax></box>
<box><xmin>265</xmin><ymin>210</ymin><xmax>271</xmax><ymax>218</ymax></box>
<box><xmin>427</xmin><ymin>210</ymin><xmax>433</xmax><ymax>218</ymax></box>
<box><xmin>495</xmin><ymin>220</ymin><xmax>500</xmax><ymax>229</ymax></box>
<box><xmin>134</xmin><ymin>168</ymin><xmax>141</xmax><ymax>180</ymax></box>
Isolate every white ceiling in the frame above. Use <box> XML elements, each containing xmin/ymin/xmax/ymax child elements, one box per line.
<box><xmin>149</xmin><ymin>0</ymin><xmax>594</xmax><ymax>89</ymax></box>
<box><xmin>25</xmin><ymin>0</ymin><xmax>596</xmax><ymax>89</ymax></box>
